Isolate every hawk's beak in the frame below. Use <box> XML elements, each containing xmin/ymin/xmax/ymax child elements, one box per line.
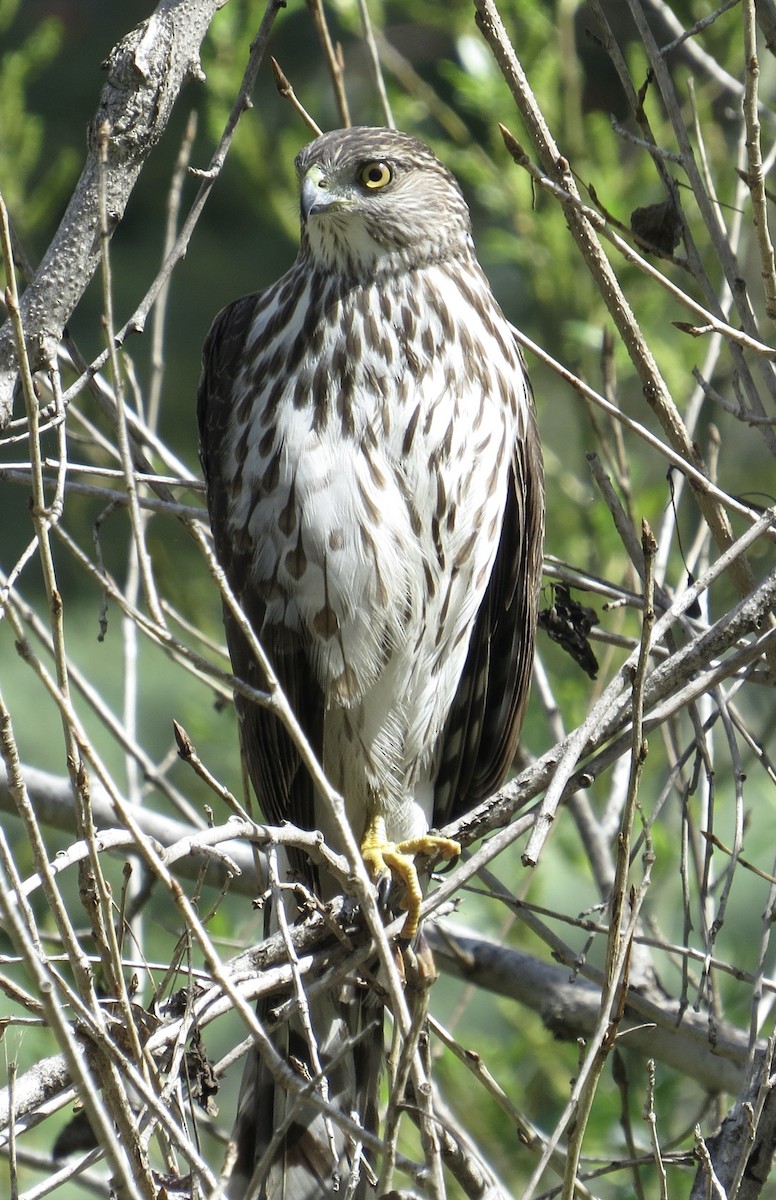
<box><xmin>301</xmin><ymin>167</ymin><xmax>346</xmax><ymax>221</ymax></box>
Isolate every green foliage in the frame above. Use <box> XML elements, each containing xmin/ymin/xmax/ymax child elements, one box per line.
<box><xmin>0</xmin><ymin>1</ymin><xmax>77</xmax><ymax>237</ymax></box>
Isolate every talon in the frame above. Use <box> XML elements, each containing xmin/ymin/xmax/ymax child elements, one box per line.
<box><xmin>360</xmin><ymin>815</ymin><xmax>461</xmax><ymax>939</ymax></box>
<box><xmin>374</xmin><ymin>870</ymin><xmax>393</xmax><ymax>914</ymax></box>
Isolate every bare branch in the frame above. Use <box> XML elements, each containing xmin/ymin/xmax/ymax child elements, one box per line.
<box><xmin>0</xmin><ymin>0</ymin><xmax>224</xmax><ymax>422</ymax></box>
<box><xmin>427</xmin><ymin>924</ymin><xmax>749</xmax><ymax>1095</ymax></box>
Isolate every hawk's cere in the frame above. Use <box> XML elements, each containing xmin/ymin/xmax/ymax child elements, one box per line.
<box><xmin>198</xmin><ymin>126</ymin><xmax>544</xmax><ymax>1199</ymax></box>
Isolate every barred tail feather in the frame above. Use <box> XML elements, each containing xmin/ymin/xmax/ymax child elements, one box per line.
<box><xmin>229</xmin><ymin>972</ymin><xmax>383</xmax><ymax>1199</ymax></box>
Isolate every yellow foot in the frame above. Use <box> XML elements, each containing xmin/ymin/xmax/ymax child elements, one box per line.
<box><xmin>360</xmin><ymin>815</ymin><xmax>461</xmax><ymax>940</ymax></box>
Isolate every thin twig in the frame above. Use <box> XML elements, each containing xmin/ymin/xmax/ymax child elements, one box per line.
<box><xmin>742</xmin><ymin>0</ymin><xmax>776</xmax><ymax>322</ymax></box>
<box><xmin>355</xmin><ymin>0</ymin><xmax>395</xmax><ymax>128</ymax></box>
<box><xmin>270</xmin><ymin>57</ymin><xmax>323</xmax><ymax>135</ymax></box>
<box><xmin>96</xmin><ymin>121</ymin><xmax>165</xmax><ymax>629</ymax></box>
<box><xmin>305</xmin><ymin>0</ymin><xmax>351</xmax><ymax>126</ymax></box>
<box><xmin>499</xmin><ymin>126</ymin><xmax>775</xmax><ymax>362</ymax></box>
<box><xmin>643</xmin><ymin>1059</ymin><xmax>669</xmax><ymax>1199</ymax></box>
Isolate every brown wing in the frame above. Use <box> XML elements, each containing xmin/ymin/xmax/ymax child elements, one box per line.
<box><xmin>197</xmin><ymin>296</ymin><xmax>323</xmax><ymax>883</ymax></box>
<box><xmin>433</xmin><ymin>395</ymin><xmax>544</xmax><ymax>827</ymax></box>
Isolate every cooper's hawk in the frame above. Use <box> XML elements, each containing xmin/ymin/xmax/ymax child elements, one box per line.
<box><xmin>198</xmin><ymin>126</ymin><xmax>544</xmax><ymax>1198</ymax></box>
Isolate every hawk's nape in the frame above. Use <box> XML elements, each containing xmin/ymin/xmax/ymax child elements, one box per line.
<box><xmin>197</xmin><ymin>126</ymin><xmax>544</xmax><ymax>1199</ymax></box>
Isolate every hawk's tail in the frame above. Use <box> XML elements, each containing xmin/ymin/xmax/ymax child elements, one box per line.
<box><xmin>229</xmin><ymin>969</ymin><xmax>383</xmax><ymax>1199</ymax></box>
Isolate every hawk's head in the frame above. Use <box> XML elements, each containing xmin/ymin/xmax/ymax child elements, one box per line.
<box><xmin>294</xmin><ymin>126</ymin><xmax>474</xmax><ymax>278</ymax></box>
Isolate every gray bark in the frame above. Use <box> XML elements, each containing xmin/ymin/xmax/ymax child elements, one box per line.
<box><xmin>690</xmin><ymin>1049</ymin><xmax>776</xmax><ymax>1200</ymax></box>
<box><xmin>428</xmin><ymin>924</ymin><xmax>751</xmax><ymax>1096</ymax></box>
<box><xmin>0</xmin><ymin>0</ymin><xmax>223</xmax><ymax>425</ymax></box>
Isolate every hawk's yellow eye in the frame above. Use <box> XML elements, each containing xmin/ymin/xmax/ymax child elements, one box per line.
<box><xmin>359</xmin><ymin>161</ymin><xmax>393</xmax><ymax>190</ymax></box>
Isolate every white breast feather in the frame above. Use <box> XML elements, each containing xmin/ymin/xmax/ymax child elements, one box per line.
<box><xmin>224</xmin><ymin>261</ymin><xmax>523</xmax><ymax>841</ymax></box>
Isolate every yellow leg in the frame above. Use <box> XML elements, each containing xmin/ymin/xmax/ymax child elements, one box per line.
<box><xmin>360</xmin><ymin>815</ymin><xmax>461</xmax><ymax>939</ymax></box>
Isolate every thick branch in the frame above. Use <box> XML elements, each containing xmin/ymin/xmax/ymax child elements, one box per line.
<box><xmin>0</xmin><ymin>0</ymin><xmax>222</xmax><ymax>424</ymax></box>
<box><xmin>0</xmin><ymin>764</ymin><xmax>261</xmax><ymax>895</ymax></box>
<box><xmin>428</xmin><ymin>924</ymin><xmax>748</xmax><ymax>1095</ymax></box>
<box><xmin>690</xmin><ymin>1048</ymin><xmax>776</xmax><ymax>1200</ymax></box>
